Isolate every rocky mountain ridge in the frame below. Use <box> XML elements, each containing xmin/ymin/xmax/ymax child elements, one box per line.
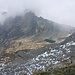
<box><xmin>0</xmin><ymin>11</ymin><xmax>75</xmax><ymax>75</ymax></box>
<box><xmin>0</xmin><ymin>12</ymin><xmax>74</xmax><ymax>45</ymax></box>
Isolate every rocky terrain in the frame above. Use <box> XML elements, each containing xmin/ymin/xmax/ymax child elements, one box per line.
<box><xmin>0</xmin><ymin>12</ymin><xmax>74</xmax><ymax>58</ymax></box>
<box><xmin>0</xmin><ymin>12</ymin><xmax>74</xmax><ymax>45</ymax></box>
<box><xmin>0</xmin><ymin>32</ymin><xmax>75</xmax><ymax>75</ymax></box>
<box><xmin>32</xmin><ymin>32</ymin><xmax>75</xmax><ymax>75</ymax></box>
<box><xmin>0</xmin><ymin>12</ymin><xmax>75</xmax><ymax>75</ymax></box>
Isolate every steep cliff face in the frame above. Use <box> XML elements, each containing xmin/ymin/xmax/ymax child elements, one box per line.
<box><xmin>0</xmin><ymin>12</ymin><xmax>74</xmax><ymax>46</ymax></box>
<box><xmin>0</xmin><ymin>12</ymin><xmax>37</xmax><ymax>42</ymax></box>
<box><xmin>0</xmin><ymin>11</ymin><xmax>75</xmax><ymax>75</ymax></box>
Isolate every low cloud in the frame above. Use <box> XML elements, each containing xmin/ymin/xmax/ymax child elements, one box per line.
<box><xmin>0</xmin><ymin>0</ymin><xmax>75</xmax><ymax>26</ymax></box>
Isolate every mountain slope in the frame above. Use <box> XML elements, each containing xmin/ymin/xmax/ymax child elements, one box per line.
<box><xmin>0</xmin><ymin>12</ymin><xmax>74</xmax><ymax>46</ymax></box>
<box><xmin>0</xmin><ymin>11</ymin><xmax>74</xmax><ymax>62</ymax></box>
<box><xmin>33</xmin><ymin>32</ymin><xmax>75</xmax><ymax>75</ymax></box>
<box><xmin>0</xmin><ymin>31</ymin><xmax>75</xmax><ymax>75</ymax></box>
<box><xmin>0</xmin><ymin>11</ymin><xmax>75</xmax><ymax>75</ymax></box>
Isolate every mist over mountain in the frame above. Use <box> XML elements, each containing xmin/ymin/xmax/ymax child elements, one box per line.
<box><xmin>0</xmin><ymin>12</ymin><xmax>74</xmax><ymax>45</ymax></box>
<box><xmin>0</xmin><ymin>0</ymin><xmax>75</xmax><ymax>75</ymax></box>
<box><xmin>0</xmin><ymin>11</ymin><xmax>75</xmax><ymax>75</ymax></box>
<box><xmin>0</xmin><ymin>0</ymin><xmax>75</xmax><ymax>26</ymax></box>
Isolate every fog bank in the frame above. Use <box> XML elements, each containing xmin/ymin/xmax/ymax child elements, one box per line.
<box><xmin>0</xmin><ymin>0</ymin><xmax>75</xmax><ymax>26</ymax></box>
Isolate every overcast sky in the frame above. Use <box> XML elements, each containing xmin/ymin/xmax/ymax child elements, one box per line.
<box><xmin>0</xmin><ymin>0</ymin><xmax>75</xmax><ymax>26</ymax></box>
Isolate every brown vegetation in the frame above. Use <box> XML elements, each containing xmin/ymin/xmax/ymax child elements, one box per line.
<box><xmin>6</xmin><ymin>39</ymin><xmax>50</xmax><ymax>53</ymax></box>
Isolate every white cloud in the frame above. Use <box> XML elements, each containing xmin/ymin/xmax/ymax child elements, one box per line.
<box><xmin>0</xmin><ymin>0</ymin><xmax>75</xmax><ymax>26</ymax></box>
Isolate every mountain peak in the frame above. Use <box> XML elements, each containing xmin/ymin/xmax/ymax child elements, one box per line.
<box><xmin>25</xmin><ymin>11</ymin><xmax>35</xmax><ymax>16</ymax></box>
<box><xmin>0</xmin><ymin>12</ymin><xmax>74</xmax><ymax>45</ymax></box>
